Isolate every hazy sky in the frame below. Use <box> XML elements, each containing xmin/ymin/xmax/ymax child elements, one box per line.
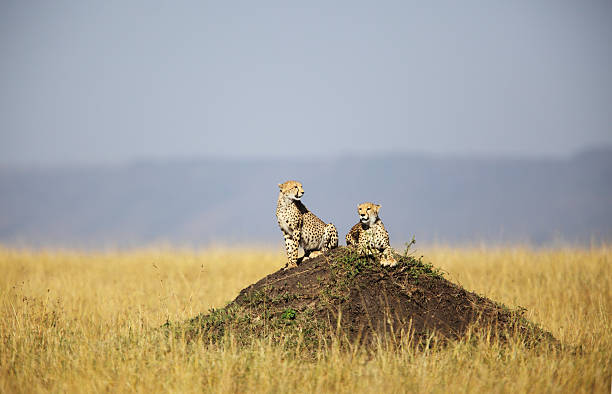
<box><xmin>1</xmin><ymin>1</ymin><xmax>611</xmax><ymax>166</ymax></box>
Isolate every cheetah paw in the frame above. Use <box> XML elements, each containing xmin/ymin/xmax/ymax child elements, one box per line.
<box><xmin>380</xmin><ymin>257</ymin><xmax>398</xmax><ymax>267</ymax></box>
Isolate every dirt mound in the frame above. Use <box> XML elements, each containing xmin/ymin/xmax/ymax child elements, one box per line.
<box><xmin>177</xmin><ymin>247</ymin><xmax>556</xmax><ymax>348</ymax></box>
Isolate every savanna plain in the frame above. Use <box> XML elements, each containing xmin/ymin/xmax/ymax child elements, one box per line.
<box><xmin>0</xmin><ymin>244</ymin><xmax>610</xmax><ymax>393</ymax></box>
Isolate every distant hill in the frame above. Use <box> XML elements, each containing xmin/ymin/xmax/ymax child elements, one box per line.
<box><xmin>1</xmin><ymin>149</ymin><xmax>610</xmax><ymax>248</ymax></box>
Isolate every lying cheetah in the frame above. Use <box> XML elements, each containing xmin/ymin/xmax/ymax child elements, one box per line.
<box><xmin>276</xmin><ymin>181</ymin><xmax>339</xmax><ymax>269</ymax></box>
<box><xmin>346</xmin><ymin>202</ymin><xmax>397</xmax><ymax>266</ymax></box>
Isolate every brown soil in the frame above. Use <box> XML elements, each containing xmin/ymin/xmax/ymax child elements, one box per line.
<box><xmin>177</xmin><ymin>247</ymin><xmax>556</xmax><ymax>348</ymax></box>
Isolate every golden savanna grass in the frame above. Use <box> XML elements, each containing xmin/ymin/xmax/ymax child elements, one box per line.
<box><xmin>0</xmin><ymin>245</ymin><xmax>610</xmax><ymax>393</ymax></box>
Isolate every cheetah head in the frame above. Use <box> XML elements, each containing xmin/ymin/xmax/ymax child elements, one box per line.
<box><xmin>358</xmin><ymin>202</ymin><xmax>380</xmax><ymax>226</ymax></box>
<box><xmin>278</xmin><ymin>180</ymin><xmax>304</xmax><ymax>201</ymax></box>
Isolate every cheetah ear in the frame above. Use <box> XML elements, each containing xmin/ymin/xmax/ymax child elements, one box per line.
<box><xmin>278</xmin><ymin>183</ymin><xmax>283</xmax><ymax>189</ymax></box>
<box><xmin>375</xmin><ymin>204</ymin><xmax>381</xmax><ymax>214</ymax></box>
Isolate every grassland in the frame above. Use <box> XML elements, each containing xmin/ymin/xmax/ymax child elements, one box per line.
<box><xmin>0</xmin><ymin>245</ymin><xmax>610</xmax><ymax>393</ymax></box>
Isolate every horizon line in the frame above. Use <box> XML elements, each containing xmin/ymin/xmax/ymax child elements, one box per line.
<box><xmin>1</xmin><ymin>145</ymin><xmax>610</xmax><ymax>171</ymax></box>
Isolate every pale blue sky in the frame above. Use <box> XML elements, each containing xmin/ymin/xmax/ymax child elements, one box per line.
<box><xmin>1</xmin><ymin>1</ymin><xmax>611</xmax><ymax>166</ymax></box>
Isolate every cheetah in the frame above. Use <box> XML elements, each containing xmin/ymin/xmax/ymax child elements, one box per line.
<box><xmin>346</xmin><ymin>202</ymin><xmax>397</xmax><ymax>266</ymax></box>
<box><xmin>276</xmin><ymin>180</ymin><xmax>339</xmax><ymax>269</ymax></box>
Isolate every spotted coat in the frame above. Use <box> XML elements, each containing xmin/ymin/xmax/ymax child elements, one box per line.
<box><xmin>346</xmin><ymin>202</ymin><xmax>397</xmax><ymax>266</ymax></box>
<box><xmin>276</xmin><ymin>181</ymin><xmax>339</xmax><ymax>269</ymax></box>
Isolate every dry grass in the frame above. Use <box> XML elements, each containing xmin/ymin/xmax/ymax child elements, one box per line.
<box><xmin>0</xmin><ymin>245</ymin><xmax>610</xmax><ymax>393</ymax></box>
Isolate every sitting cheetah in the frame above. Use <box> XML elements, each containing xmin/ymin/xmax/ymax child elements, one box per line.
<box><xmin>276</xmin><ymin>180</ymin><xmax>339</xmax><ymax>269</ymax></box>
<box><xmin>346</xmin><ymin>202</ymin><xmax>397</xmax><ymax>266</ymax></box>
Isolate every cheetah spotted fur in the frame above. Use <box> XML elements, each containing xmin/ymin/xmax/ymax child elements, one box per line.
<box><xmin>276</xmin><ymin>180</ymin><xmax>339</xmax><ymax>269</ymax></box>
<box><xmin>346</xmin><ymin>202</ymin><xmax>397</xmax><ymax>266</ymax></box>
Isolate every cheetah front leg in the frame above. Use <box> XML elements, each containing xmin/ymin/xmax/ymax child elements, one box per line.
<box><xmin>283</xmin><ymin>233</ymin><xmax>300</xmax><ymax>269</ymax></box>
<box><xmin>380</xmin><ymin>247</ymin><xmax>398</xmax><ymax>267</ymax></box>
